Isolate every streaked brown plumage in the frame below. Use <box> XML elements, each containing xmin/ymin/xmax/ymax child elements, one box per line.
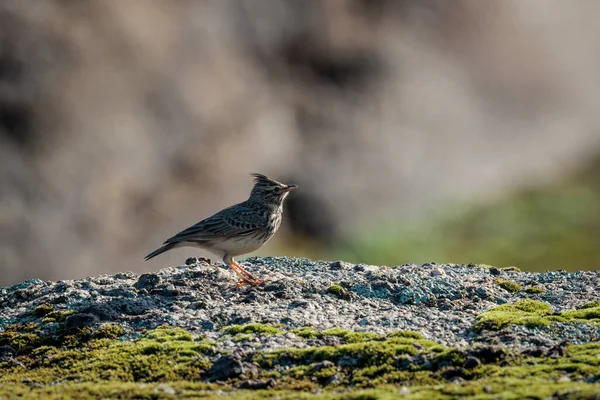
<box><xmin>145</xmin><ymin>173</ymin><xmax>297</xmax><ymax>286</ymax></box>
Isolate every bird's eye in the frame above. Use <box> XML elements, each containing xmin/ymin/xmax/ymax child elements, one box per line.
<box><xmin>273</xmin><ymin>187</ymin><xmax>282</xmax><ymax>194</ymax></box>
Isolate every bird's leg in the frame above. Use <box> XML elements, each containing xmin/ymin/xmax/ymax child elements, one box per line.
<box><xmin>231</xmin><ymin>260</ymin><xmax>266</xmax><ymax>284</ymax></box>
<box><xmin>233</xmin><ymin>279</ymin><xmax>253</xmax><ymax>290</ymax></box>
<box><xmin>227</xmin><ymin>263</ymin><xmax>256</xmax><ymax>286</ymax></box>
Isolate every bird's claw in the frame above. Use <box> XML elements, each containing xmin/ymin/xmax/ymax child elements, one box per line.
<box><xmin>232</xmin><ymin>277</ymin><xmax>269</xmax><ymax>289</ymax></box>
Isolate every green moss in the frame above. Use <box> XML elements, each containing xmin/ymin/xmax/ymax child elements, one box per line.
<box><xmin>144</xmin><ymin>326</ymin><xmax>194</xmax><ymax>341</ymax></box>
<box><xmin>326</xmin><ymin>284</ymin><xmax>349</xmax><ymax>299</ymax></box>
<box><xmin>1</xmin><ymin>319</ymin><xmax>126</xmax><ymax>355</ymax></box>
<box><xmin>1</xmin><ymin>382</ymin><xmax>599</xmax><ymax>400</ymax></box>
<box><xmin>546</xmin><ymin>315</ymin><xmax>567</xmax><ymax>323</ymax></box>
<box><xmin>0</xmin><ymin>330</ymin><xmax>40</xmax><ymax>352</ymax></box>
<box><xmin>0</xmin><ymin>382</ymin><xmax>223</xmax><ymax>400</ymax></box>
<box><xmin>437</xmin><ymin>348</ymin><xmax>467</xmax><ymax>366</ymax></box>
<box><xmin>1</xmin><ymin>323</ymin><xmax>600</xmax><ymax>399</ymax></box>
<box><xmin>383</xmin><ymin>331</ymin><xmax>441</xmax><ymax>351</ymax></box>
<box><xmin>13</xmin><ymin>322</ymin><xmax>37</xmax><ymax>332</ymax></box>
<box><xmin>477</xmin><ymin>299</ymin><xmax>600</xmax><ymax>331</ymax></box>
<box><xmin>578</xmin><ymin>301</ymin><xmax>600</xmax><ymax>310</ymax></box>
<box><xmin>386</xmin><ymin>330</ymin><xmax>423</xmax><ymax>340</ymax></box>
<box><xmin>561</xmin><ymin>305</ymin><xmax>600</xmax><ymax>321</ymax></box>
<box><xmin>222</xmin><ymin>323</ymin><xmax>282</xmax><ymax>335</ymax></box>
<box><xmin>0</xmin><ymin>327</ymin><xmax>215</xmax><ymax>386</ymax></box>
<box><xmin>93</xmin><ymin>323</ymin><xmax>124</xmax><ymax>340</ymax></box>
<box><xmin>271</xmin><ymin>335</ymin><xmax>600</xmax><ymax>393</ymax></box>
<box><xmin>494</xmin><ymin>279</ymin><xmax>522</xmax><ymax>293</ymax></box>
<box><xmin>291</xmin><ymin>328</ymin><xmax>421</xmax><ymax>344</ymax></box>
<box><xmin>42</xmin><ymin>309</ymin><xmax>76</xmax><ymax>324</ymax></box>
<box><xmin>310</xmin><ymin>365</ymin><xmax>339</xmax><ymax>385</ymax></box>
<box><xmin>290</xmin><ymin>327</ymin><xmax>426</xmax><ymax>346</ymax></box>
<box><xmin>322</xmin><ymin>328</ymin><xmax>379</xmax><ymax>343</ymax></box>
<box><xmin>475</xmin><ymin>299</ymin><xmax>553</xmax><ymax>331</ymax></box>
<box><xmin>291</xmin><ymin>326</ymin><xmax>322</xmax><ymax>339</ymax></box>
<box><xmin>34</xmin><ymin>303</ymin><xmax>54</xmax><ymax>317</ymax></box>
<box><xmin>232</xmin><ymin>333</ymin><xmax>259</xmax><ymax>343</ymax></box>
<box><xmin>274</xmin><ymin>336</ymin><xmax>421</xmax><ymax>368</ymax></box>
<box><xmin>525</xmin><ymin>286</ymin><xmax>546</xmax><ymax>294</ymax></box>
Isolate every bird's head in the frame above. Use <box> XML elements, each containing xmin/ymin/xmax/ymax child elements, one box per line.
<box><xmin>249</xmin><ymin>173</ymin><xmax>298</xmax><ymax>206</ymax></box>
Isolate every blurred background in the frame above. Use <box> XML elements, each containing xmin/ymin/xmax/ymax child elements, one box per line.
<box><xmin>1</xmin><ymin>0</ymin><xmax>600</xmax><ymax>286</ymax></box>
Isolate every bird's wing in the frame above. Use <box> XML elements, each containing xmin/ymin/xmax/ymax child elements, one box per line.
<box><xmin>164</xmin><ymin>204</ymin><xmax>265</xmax><ymax>244</ymax></box>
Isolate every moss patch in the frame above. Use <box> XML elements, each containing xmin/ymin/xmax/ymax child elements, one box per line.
<box><xmin>475</xmin><ymin>300</ymin><xmax>554</xmax><ymax>331</ymax></box>
<box><xmin>273</xmin><ymin>337</ymin><xmax>422</xmax><ymax>372</ymax></box>
<box><xmin>0</xmin><ymin>314</ymin><xmax>128</xmax><ymax>356</ymax></box>
<box><xmin>291</xmin><ymin>328</ymin><xmax>428</xmax><ymax>346</ymax></box>
<box><xmin>386</xmin><ymin>330</ymin><xmax>424</xmax><ymax>340</ymax></box>
<box><xmin>291</xmin><ymin>326</ymin><xmax>321</xmax><ymax>339</ymax></box>
<box><xmin>494</xmin><ymin>279</ymin><xmax>522</xmax><ymax>293</ymax></box>
<box><xmin>578</xmin><ymin>301</ymin><xmax>600</xmax><ymax>310</ymax></box>
<box><xmin>42</xmin><ymin>309</ymin><xmax>76</xmax><ymax>324</ymax></box>
<box><xmin>222</xmin><ymin>323</ymin><xmax>282</xmax><ymax>336</ymax></box>
<box><xmin>0</xmin><ymin>329</ymin><xmax>39</xmax><ymax>352</ymax></box>
<box><xmin>326</xmin><ymin>284</ymin><xmax>350</xmax><ymax>300</ymax></box>
<box><xmin>1</xmin><ymin>324</ymin><xmax>600</xmax><ymax>399</ymax></box>
<box><xmin>0</xmin><ymin>326</ymin><xmax>215</xmax><ymax>386</ymax></box>
<box><xmin>476</xmin><ymin>299</ymin><xmax>600</xmax><ymax>331</ymax></box>
<box><xmin>94</xmin><ymin>323</ymin><xmax>125</xmax><ymax>340</ymax></box>
<box><xmin>561</xmin><ymin>304</ymin><xmax>600</xmax><ymax>322</ymax></box>
<box><xmin>33</xmin><ymin>303</ymin><xmax>54</xmax><ymax>317</ymax></box>
<box><xmin>321</xmin><ymin>328</ymin><xmax>379</xmax><ymax>343</ymax></box>
<box><xmin>525</xmin><ymin>286</ymin><xmax>546</xmax><ymax>294</ymax></box>
<box><xmin>266</xmin><ymin>336</ymin><xmax>600</xmax><ymax>395</ymax></box>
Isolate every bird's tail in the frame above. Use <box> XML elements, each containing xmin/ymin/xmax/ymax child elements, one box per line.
<box><xmin>144</xmin><ymin>242</ymin><xmax>177</xmax><ymax>261</ymax></box>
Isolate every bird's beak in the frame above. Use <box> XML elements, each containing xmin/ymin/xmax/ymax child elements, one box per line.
<box><xmin>284</xmin><ymin>184</ymin><xmax>298</xmax><ymax>192</ymax></box>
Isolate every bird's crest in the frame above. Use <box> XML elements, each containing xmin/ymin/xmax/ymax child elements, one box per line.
<box><xmin>251</xmin><ymin>173</ymin><xmax>283</xmax><ymax>187</ymax></box>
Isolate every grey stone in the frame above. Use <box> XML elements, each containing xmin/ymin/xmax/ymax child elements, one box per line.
<box><xmin>134</xmin><ymin>273</ymin><xmax>160</xmax><ymax>290</ymax></box>
<box><xmin>463</xmin><ymin>356</ymin><xmax>481</xmax><ymax>369</ymax></box>
<box><xmin>80</xmin><ymin>303</ymin><xmax>118</xmax><ymax>321</ymax></box>
<box><xmin>185</xmin><ymin>257</ymin><xmax>198</xmax><ymax>266</ymax></box>
<box><xmin>329</xmin><ymin>261</ymin><xmax>351</xmax><ymax>270</ymax></box>
<box><xmin>207</xmin><ymin>355</ymin><xmax>245</xmax><ymax>381</ymax></box>
<box><xmin>0</xmin><ymin>345</ymin><xmax>16</xmax><ymax>362</ymax></box>
<box><xmin>312</xmin><ymin>360</ymin><xmax>334</xmax><ymax>371</ymax></box>
<box><xmin>239</xmin><ymin>379</ymin><xmax>276</xmax><ymax>390</ymax></box>
<box><xmin>64</xmin><ymin>313</ymin><xmax>99</xmax><ymax>330</ymax></box>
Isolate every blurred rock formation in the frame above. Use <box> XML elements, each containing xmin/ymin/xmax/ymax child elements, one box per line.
<box><xmin>1</xmin><ymin>0</ymin><xmax>600</xmax><ymax>284</ymax></box>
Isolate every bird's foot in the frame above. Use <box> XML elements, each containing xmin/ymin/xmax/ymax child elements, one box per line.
<box><xmin>228</xmin><ymin>262</ymin><xmax>267</xmax><ymax>288</ymax></box>
<box><xmin>232</xmin><ymin>277</ymin><xmax>267</xmax><ymax>289</ymax></box>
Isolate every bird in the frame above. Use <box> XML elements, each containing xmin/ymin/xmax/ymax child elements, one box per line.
<box><xmin>145</xmin><ymin>173</ymin><xmax>298</xmax><ymax>287</ymax></box>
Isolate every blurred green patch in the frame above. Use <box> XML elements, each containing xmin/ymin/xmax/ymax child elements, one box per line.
<box><xmin>333</xmin><ymin>159</ymin><xmax>600</xmax><ymax>272</ymax></box>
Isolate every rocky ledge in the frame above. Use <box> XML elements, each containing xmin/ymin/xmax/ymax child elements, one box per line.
<box><xmin>0</xmin><ymin>257</ymin><xmax>599</xmax><ymax>399</ymax></box>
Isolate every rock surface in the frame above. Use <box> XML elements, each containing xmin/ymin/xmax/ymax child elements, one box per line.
<box><xmin>1</xmin><ymin>258</ymin><xmax>599</xmax><ymax>399</ymax></box>
<box><xmin>1</xmin><ymin>257</ymin><xmax>599</xmax><ymax>350</ymax></box>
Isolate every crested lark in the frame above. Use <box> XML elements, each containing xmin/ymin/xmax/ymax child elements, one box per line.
<box><xmin>145</xmin><ymin>173</ymin><xmax>298</xmax><ymax>286</ymax></box>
